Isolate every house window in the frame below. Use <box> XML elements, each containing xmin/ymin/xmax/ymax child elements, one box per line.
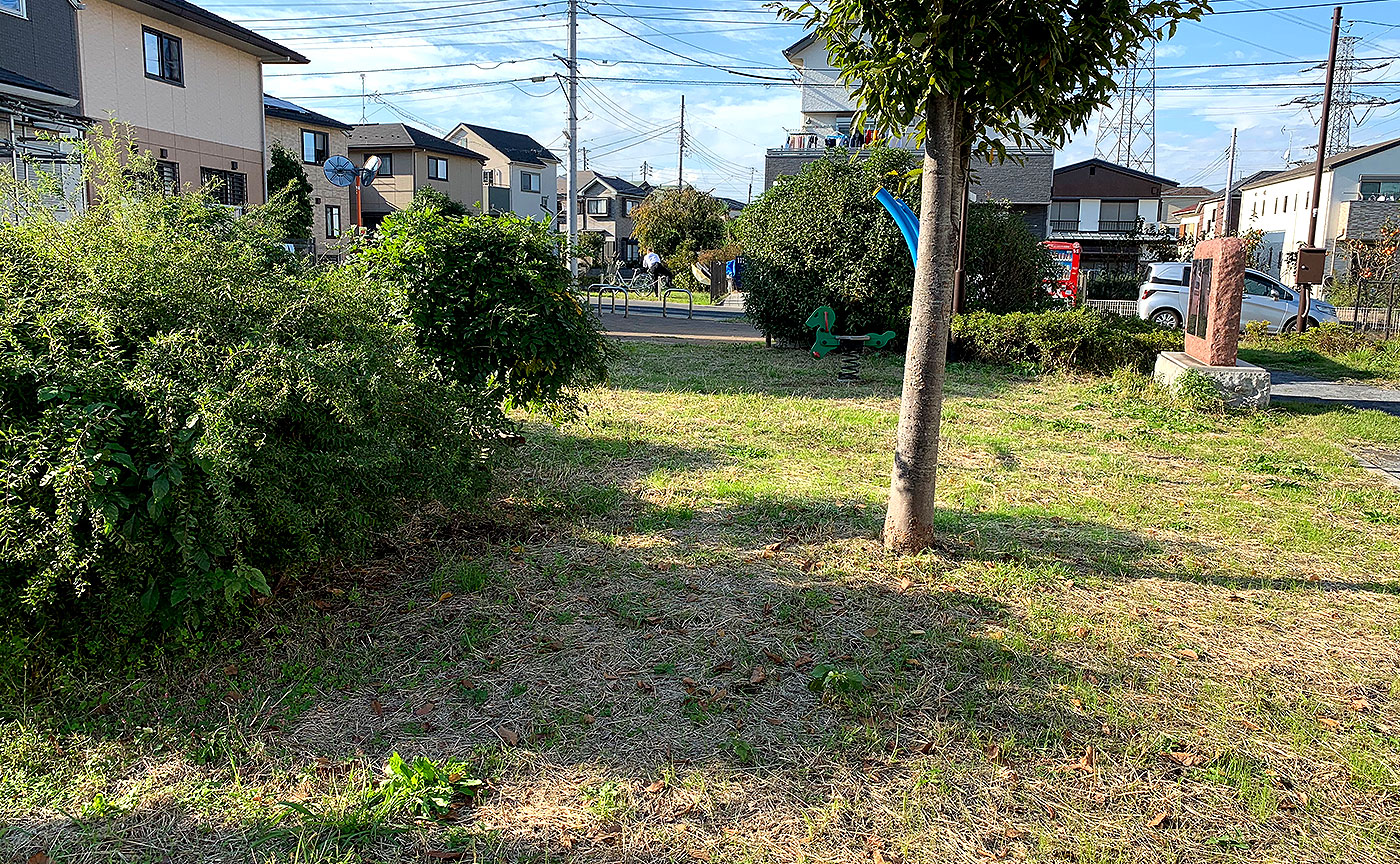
<box><xmin>1274</xmin><ymin>198</ymin><xmax>1279</xmax><ymax>214</ymax></box>
<box><xmin>143</xmin><ymin>28</ymin><xmax>183</xmax><ymax>85</ymax></box>
<box><xmin>200</xmin><ymin>167</ymin><xmax>247</xmax><ymax>206</ymax></box>
<box><xmin>0</xmin><ymin>0</ymin><xmax>27</xmax><ymax>19</ymax></box>
<box><xmin>624</xmin><ymin>198</ymin><xmax>640</xmax><ymax>217</ymax></box>
<box><xmin>586</xmin><ymin>198</ymin><xmax>609</xmax><ymax>216</ymax></box>
<box><xmin>521</xmin><ymin>171</ymin><xmax>541</xmax><ymax>192</ymax></box>
<box><xmin>1360</xmin><ymin>179</ymin><xmax>1400</xmax><ymax>201</ymax></box>
<box><xmin>428</xmin><ymin>157</ymin><xmax>448</xmax><ymax>180</ymax></box>
<box><xmin>301</xmin><ymin>130</ymin><xmax>328</xmax><ymax>164</ymax></box>
<box><xmin>1099</xmin><ymin>200</ymin><xmax>1138</xmax><ymax>231</ymax></box>
<box><xmin>622</xmin><ymin>238</ymin><xmax>640</xmax><ymax>261</ymax></box>
<box><xmin>154</xmin><ymin>159</ymin><xmax>179</xmax><ymax>195</ymax></box>
<box><xmin>1050</xmin><ymin>200</ymin><xmax>1079</xmax><ymax>230</ymax></box>
<box><xmin>1282</xmin><ymin>195</ymin><xmax>1287</xmax><ymax>213</ymax></box>
<box><xmin>369</xmin><ymin>154</ymin><xmax>393</xmax><ymax>176</ymax></box>
<box><xmin>326</xmin><ymin>204</ymin><xmax>342</xmax><ymax>238</ymax></box>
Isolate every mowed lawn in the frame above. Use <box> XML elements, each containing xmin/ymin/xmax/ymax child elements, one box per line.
<box><xmin>4</xmin><ymin>341</ymin><xmax>1400</xmax><ymax>864</ymax></box>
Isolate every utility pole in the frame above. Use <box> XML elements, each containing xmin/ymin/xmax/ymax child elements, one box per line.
<box><xmin>1303</xmin><ymin>5</ymin><xmax>1342</xmax><ymax>334</ymax></box>
<box><xmin>581</xmin><ymin>146</ymin><xmax>588</xmax><ymax>171</ymax></box>
<box><xmin>565</xmin><ymin>0</ymin><xmax>579</xmax><ymax>280</ymax></box>
<box><xmin>360</xmin><ymin>74</ymin><xmax>368</xmax><ymax>123</ymax></box>
<box><xmin>677</xmin><ymin>95</ymin><xmax>685</xmax><ymax>188</ymax></box>
<box><xmin>747</xmin><ymin>167</ymin><xmax>755</xmax><ymax>204</ymax></box>
<box><xmin>640</xmin><ymin>161</ymin><xmax>651</xmax><ymax>183</ymax></box>
<box><xmin>1222</xmin><ymin>127</ymin><xmax>1237</xmax><ymax>236</ymax></box>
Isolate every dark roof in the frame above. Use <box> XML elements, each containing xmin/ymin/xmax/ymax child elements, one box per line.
<box><xmin>1235</xmin><ymin>169</ymin><xmax>1283</xmax><ymax>189</ymax></box>
<box><xmin>1162</xmin><ymin>185</ymin><xmax>1215</xmax><ymax>197</ymax></box>
<box><xmin>0</xmin><ymin>65</ymin><xmax>76</xmax><ymax>104</ymax></box>
<box><xmin>783</xmin><ymin>33</ymin><xmax>821</xmax><ymax>58</ymax></box>
<box><xmin>453</xmin><ymin>124</ymin><xmax>559</xmax><ymax>166</ymax></box>
<box><xmin>123</xmin><ymin>0</ymin><xmax>307</xmax><ymax>63</ymax></box>
<box><xmin>263</xmin><ymin>95</ymin><xmax>352</xmax><ymax>131</ymax></box>
<box><xmin>347</xmin><ymin>123</ymin><xmax>487</xmax><ymax>161</ymax></box>
<box><xmin>577</xmin><ymin>171</ymin><xmax>651</xmax><ymax>198</ymax></box>
<box><xmin>1239</xmin><ymin>138</ymin><xmax>1400</xmax><ymax>190</ymax></box>
<box><xmin>717</xmin><ymin>196</ymin><xmax>746</xmax><ymax>210</ymax></box>
<box><xmin>1054</xmin><ymin>157</ymin><xmax>1176</xmax><ymax>188</ymax></box>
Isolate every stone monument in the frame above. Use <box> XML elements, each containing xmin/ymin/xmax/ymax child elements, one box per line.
<box><xmin>1153</xmin><ymin>237</ymin><xmax>1271</xmax><ymax>408</ymax></box>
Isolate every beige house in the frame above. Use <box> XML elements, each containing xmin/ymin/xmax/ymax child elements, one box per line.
<box><xmin>555</xmin><ymin>171</ymin><xmax>652</xmax><ymax>263</ymax></box>
<box><xmin>347</xmin><ymin>123</ymin><xmax>486</xmax><ymax>227</ymax></box>
<box><xmin>264</xmin><ymin>94</ymin><xmax>352</xmax><ymax>247</ymax></box>
<box><xmin>75</xmin><ymin>0</ymin><xmax>306</xmax><ymax>207</ymax></box>
<box><xmin>444</xmin><ymin>123</ymin><xmax>558</xmax><ymax>223</ymax></box>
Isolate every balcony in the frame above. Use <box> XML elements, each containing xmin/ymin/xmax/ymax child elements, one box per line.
<box><xmin>1050</xmin><ymin>219</ymin><xmax>1079</xmax><ymax>232</ymax></box>
<box><xmin>1098</xmin><ymin>220</ymin><xmax>1141</xmax><ymax>233</ymax></box>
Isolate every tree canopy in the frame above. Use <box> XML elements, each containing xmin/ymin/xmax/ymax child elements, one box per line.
<box><xmin>630</xmin><ymin>187</ymin><xmax>727</xmax><ymax>260</ymax></box>
<box><xmin>265</xmin><ymin>142</ymin><xmax>313</xmax><ymax>241</ymax></box>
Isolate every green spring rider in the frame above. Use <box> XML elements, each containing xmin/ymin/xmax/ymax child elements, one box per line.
<box><xmin>806</xmin><ymin>306</ymin><xmax>896</xmax><ymax>382</ymax></box>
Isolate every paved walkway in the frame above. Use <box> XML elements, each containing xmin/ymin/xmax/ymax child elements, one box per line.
<box><xmin>1352</xmin><ymin>448</ymin><xmax>1400</xmax><ymax>490</ymax></box>
<box><xmin>599</xmin><ymin>309</ymin><xmax>764</xmax><ymax>344</ymax></box>
<box><xmin>1270</xmin><ymin>371</ymin><xmax>1400</xmax><ymax>416</ymax></box>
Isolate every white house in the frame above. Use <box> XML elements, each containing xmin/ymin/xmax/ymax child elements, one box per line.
<box><xmin>1239</xmin><ymin>136</ymin><xmax>1400</xmax><ymax>287</ymax></box>
<box><xmin>765</xmin><ymin>33</ymin><xmax>1055</xmax><ymax>237</ymax></box>
<box><xmin>445</xmin><ymin>123</ymin><xmax>558</xmax><ymax>224</ymax></box>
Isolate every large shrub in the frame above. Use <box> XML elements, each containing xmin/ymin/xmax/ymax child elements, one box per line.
<box><xmin>963</xmin><ymin>203</ymin><xmax>1058</xmax><ymax>313</ymax></box>
<box><xmin>952</xmin><ymin>309</ymin><xmax>1182</xmax><ymax>373</ymax></box>
<box><xmin>734</xmin><ymin>147</ymin><xmax>919</xmax><ymax>344</ymax></box>
<box><xmin>266</xmin><ymin>141</ymin><xmax>313</xmax><ymax>241</ymax></box>
<box><xmin>0</xmin><ymin>136</ymin><xmax>503</xmax><ymax>635</ymax></box>
<box><xmin>358</xmin><ymin>206</ymin><xmax>608</xmax><ymax>410</ymax></box>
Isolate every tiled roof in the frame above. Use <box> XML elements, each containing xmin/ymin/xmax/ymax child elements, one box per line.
<box><xmin>1054</xmin><ymin>157</ymin><xmax>1177</xmax><ymax>188</ymax></box>
<box><xmin>455</xmin><ymin>124</ymin><xmax>559</xmax><ymax>166</ymax></box>
<box><xmin>348</xmin><ymin>123</ymin><xmax>487</xmax><ymax>161</ymax></box>
<box><xmin>129</xmin><ymin>0</ymin><xmax>306</xmax><ymax>63</ymax></box>
<box><xmin>263</xmin><ymin>95</ymin><xmax>352</xmax><ymax>131</ymax></box>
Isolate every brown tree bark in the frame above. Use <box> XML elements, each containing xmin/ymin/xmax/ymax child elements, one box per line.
<box><xmin>883</xmin><ymin>93</ymin><xmax>964</xmax><ymax>553</ymax></box>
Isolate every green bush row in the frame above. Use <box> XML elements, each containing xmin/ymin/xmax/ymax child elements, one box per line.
<box><xmin>951</xmin><ymin>309</ymin><xmax>1182</xmax><ymax>374</ymax></box>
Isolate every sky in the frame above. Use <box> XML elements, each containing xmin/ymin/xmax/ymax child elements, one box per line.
<box><xmin>220</xmin><ymin>0</ymin><xmax>1400</xmax><ymax>201</ymax></box>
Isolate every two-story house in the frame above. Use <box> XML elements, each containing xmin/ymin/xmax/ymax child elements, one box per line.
<box><xmin>347</xmin><ymin>122</ymin><xmax>486</xmax><ymax>228</ymax></box>
<box><xmin>1049</xmin><ymin>158</ymin><xmax>1179</xmax><ymax>276</ymax></box>
<box><xmin>764</xmin><ymin>33</ymin><xmax>1055</xmax><ymax>237</ymax></box>
<box><xmin>444</xmin><ymin>123</ymin><xmax>558</xmax><ymax>223</ymax></box>
<box><xmin>2</xmin><ymin>0</ymin><xmax>86</xmax><ymax>217</ymax></box>
<box><xmin>75</xmin><ymin>0</ymin><xmax>307</xmax><ymax>209</ymax></box>
<box><xmin>263</xmin><ymin>94</ymin><xmax>352</xmax><ymax>248</ymax></box>
<box><xmin>1238</xmin><ymin>136</ymin><xmax>1400</xmax><ymax>288</ymax></box>
<box><xmin>555</xmin><ymin>170</ymin><xmax>652</xmax><ymax>263</ymax></box>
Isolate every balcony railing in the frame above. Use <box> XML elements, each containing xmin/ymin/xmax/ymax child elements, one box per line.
<box><xmin>1098</xmin><ymin>220</ymin><xmax>1141</xmax><ymax>233</ymax></box>
<box><xmin>1050</xmin><ymin>220</ymin><xmax>1079</xmax><ymax>232</ymax></box>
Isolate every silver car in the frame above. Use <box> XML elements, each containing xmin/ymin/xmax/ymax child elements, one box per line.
<box><xmin>1136</xmin><ymin>262</ymin><xmax>1338</xmax><ymax>332</ymax></box>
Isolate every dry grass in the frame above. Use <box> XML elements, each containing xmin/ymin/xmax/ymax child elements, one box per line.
<box><xmin>3</xmin><ymin>341</ymin><xmax>1400</xmax><ymax>864</ymax></box>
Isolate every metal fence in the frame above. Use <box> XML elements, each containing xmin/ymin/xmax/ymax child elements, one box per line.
<box><xmin>1084</xmin><ymin>299</ymin><xmax>1138</xmax><ymax>317</ymax></box>
<box><xmin>1337</xmin><ymin>305</ymin><xmax>1400</xmax><ymax>338</ymax></box>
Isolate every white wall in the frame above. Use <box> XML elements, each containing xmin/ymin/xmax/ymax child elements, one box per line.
<box><xmin>1079</xmin><ymin>198</ymin><xmax>1101</xmax><ymax>232</ymax></box>
<box><xmin>508</xmin><ymin>162</ymin><xmax>557</xmax><ymax>223</ymax></box>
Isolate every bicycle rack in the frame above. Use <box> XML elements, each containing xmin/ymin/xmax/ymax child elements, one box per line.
<box><xmin>660</xmin><ymin>287</ymin><xmax>693</xmax><ymax>319</ymax></box>
<box><xmin>589</xmin><ymin>284</ymin><xmax>628</xmax><ymax>317</ymax></box>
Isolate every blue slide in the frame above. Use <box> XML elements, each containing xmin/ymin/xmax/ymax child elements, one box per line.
<box><xmin>874</xmin><ymin>187</ymin><xmax>919</xmax><ymax>263</ymax></box>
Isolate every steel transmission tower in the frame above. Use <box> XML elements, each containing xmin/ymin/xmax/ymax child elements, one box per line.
<box><xmin>1094</xmin><ymin>41</ymin><xmax>1157</xmax><ymax>173</ymax></box>
<box><xmin>1287</xmin><ymin>33</ymin><xmax>1389</xmax><ymax>157</ymax></box>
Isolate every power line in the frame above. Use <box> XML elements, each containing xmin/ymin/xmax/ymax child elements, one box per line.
<box><xmin>582</xmin><ymin>10</ymin><xmax>792</xmax><ymax>79</ymax></box>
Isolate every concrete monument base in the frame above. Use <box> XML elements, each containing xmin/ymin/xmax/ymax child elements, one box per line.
<box><xmin>1154</xmin><ymin>351</ymin><xmax>1271</xmax><ymax>409</ymax></box>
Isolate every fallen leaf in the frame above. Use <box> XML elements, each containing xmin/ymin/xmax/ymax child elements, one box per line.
<box><xmin>581</xmin><ymin>713</ymin><xmax>596</xmax><ymax>725</ymax></box>
<box><xmin>800</xmin><ymin>559</ymin><xmax>818</xmax><ymax>572</ymax></box>
<box><xmin>710</xmin><ymin>659</ymin><xmax>735</xmax><ymax>674</ymax></box>
<box><xmin>1349</xmin><ymin>698</ymin><xmax>1371</xmax><ymax>712</ymax></box>
<box><xmin>1279</xmin><ymin>790</ymin><xmax>1309</xmax><ymax>810</ymax></box>
<box><xmin>986</xmin><ymin>631</ymin><xmax>1005</xmax><ymax>641</ymax></box>
<box><xmin>439</xmin><ymin>592</ymin><xmax>453</xmax><ymax>602</ymax></box>
<box><xmin>414</xmin><ymin>702</ymin><xmax>435</xmax><ymax>717</ymax></box>
<box><xmin>559</xmin><ymin>831</ymin><xmax>574</xmax><ymax>850</ymax></box>
<box><xmin>763</xmin><ymin>648</ymin><xmax>786</xmax><ymax>665</ymax></box>
<box><xmin>1305</xmin><ymin>572</ymin><xmax>1321</xmax><ymax>583</ymax></box>
<box><xmin>496</xmin><ymin>725</ymin><xmax>521</xmax><ymax>746</ymax></box>
<box><xmin>688</xmin><ymin>850</ymin><xmax>712</xmax><ymax>862</ymax></box>
<box><xmin>897</xmin><ymin>577</ymin><xmax>912</xmax><ymax>593</ymax></box>
<box><xmin>637</xmin><ymin>680</ymin><xmax>655</xmax><ymax>693</ymax></box>
<box><xmin>603</xmin><ymin>672</ymin><xmax>619</xmax><ymax>681</ymax></box>
<box><xmin>1237</xmin><ymin>718</ymin><xmax>1262</xmax><ymax>731</ymax></box>
<box><xmin>1147</xmin><ymin>810</ymin><xmax>1170</xmax><ymax>829</ymax></box>
<box><xmin>1002</xmin><ymin>826</ymin><xmax>1028</xmax><ymax>839</ymax></box>
<box><xmin>913</xmin><ymin>740</ymin><xmax>933</xmax><ymax>755</ymax></box>
<box><xmin>28</xmin><ymin>854</ymin><xmax>52</xmax><ymax>864</ymax></box>
<box><xmin>223</xmin><ymin>664</ymin><xmax>237</xmax><ymax>676</ymax></box>
<box><xmin>647</xmin><ymin>779</ymin><xmax>666</xmax><ymax>794</ymax></box>
<box><xmin>984</xmin><ymin>743</ymin><xmax>1007</xmax><ymax>765</ymax></box>
<box><xmin>1176</xmin><ymin>648</ymin><xmax>1198</xmax><ymax>661</ymax></box>
<box><xmin>370</xmin><ymin>698</ymin><xmax>384</xmax><ymax>716</ymax></box>
<box><xmin>1167</xmin><ymin>751</ymin><xmax>1205</xmax><ymax>767</ymax></box>
<box><xmin>1318</xmin><ymin>717</ymin><xmax>1341</xmax><ymax>730</ymax></box>
<box><xmin>1073</xmin><ymin>626</ymin><xmax>1089</xmax><ymax>638</ymax></box>
<box><xmin>750</xmin><ymin>666</ymin><xmax>767</xmax><ymax>685</ymax></box>
<box><xmin>793</xmin><ymin>654</ymin><xmax>813</xmax><ymax>668</ymax></box>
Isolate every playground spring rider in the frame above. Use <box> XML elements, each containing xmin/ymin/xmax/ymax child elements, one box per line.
<box><xmin>806</xmin><ymin>306</ymin><xmax>896</xmax><ymax>382</ymax></box>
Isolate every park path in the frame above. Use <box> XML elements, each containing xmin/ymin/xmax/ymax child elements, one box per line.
<box><xmin>1270</xmin><ymin>371</ymin><xmax>1400</xmax><ymax>416</ymax></box>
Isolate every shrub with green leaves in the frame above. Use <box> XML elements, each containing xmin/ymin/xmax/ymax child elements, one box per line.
<box><xmin>733</xmin><ymin>147</ymin><xmax>920</xmax><ymax>345</ymax></box>
<box><xmin>358</xmin><ymin>206</ymin><xmax>608</xmax><ymax>411</ymax></box>
<box><xmin>963</xmin><ymin>203</ymin><xmax>1059</xmax><ymax>313</ymax></box>
<box><xmin>0</xmin><ymin>133</ymin><xmax>503</xmax><ymax>636</ymax></box>
<box><xmin>952</xmin><ymin>309</ymin><xmax>1183</xmax><ymax>374</ymax></box>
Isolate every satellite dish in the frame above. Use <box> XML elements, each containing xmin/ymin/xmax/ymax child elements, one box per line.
<box><xmin>323</xmin><ymin>155</ymin><xmax>356</xmax><ymax>188</ymax></box>
<box><xmin>360</xmin><ymin>155</ymin><xmax>382</xmax><ymax>187</ymax></box>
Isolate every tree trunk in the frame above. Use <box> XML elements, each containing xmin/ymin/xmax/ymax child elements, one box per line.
<box><xmin>883</xmin><ymin>93</ymin><xmax>964</xmax><ymax>553</ymax></box>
